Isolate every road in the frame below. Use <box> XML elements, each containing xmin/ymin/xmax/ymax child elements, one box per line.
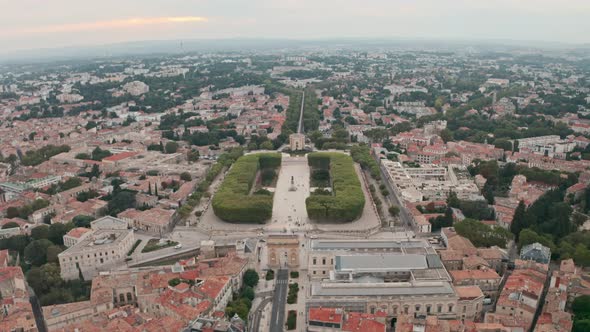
<box><xmin>378</xmin><ymin>161</ymin><xmax>412</xmax><ymax>229</ymax></box>
<box><xmin>250</xmin><ymin>297</ymin><xmax>272</xmax><ymax>332</ymax></box>
<box><xmin>269</xmin><ymin>269</ymin><xmax>289</xmax><ymax>332</ymax></box>
<box><xmin>528</xmin><ymin>266</ymin><xmax>553</xmax><ymax>332</ymax></box>
<box><xmin>297</xmin><ymin>91</ymin><xmax>305</xmax><ymax>134</ymax></box>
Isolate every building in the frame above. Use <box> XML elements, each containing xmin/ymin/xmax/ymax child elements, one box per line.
<box><xmin>380</xmin><ymin>160</ymin><xmax>483</xmax><ymax>202</ymax></box>
<box><xmin>308</xmin><ymin>307</ymin><xmax>387</xmax><ymax>332</ymax></box>
<box><xmin>90</xmin><ymin>215</ymin><xmax>129</xmax><ymax>231</ymax></box>
<box><xmin>517</xmin><ymin>135</ymin><xmax>575</xmax><ymax>159</ymax></box>
<box><xmin>0</xmin><ymin>266</ymin><xmax>39</xmax><ymax>332</ymax></box>
<box><xmin>122</xmin><ymin>81</ymin><xmax>149</xmax><ymax>96</ymax></box>
<box><xmin>308</xmin><ymin>239</ymin><xmax>435</xmax><ymax>279</ymax></box>
<box><xmin>483</xmin><ymin>262</ymin><xmax>548</xmax><ymax>331</ymax></box>
<box><xmin>118</xmin><ymin>207</ymin><xmax>176</xmax><ymax>235</ymax></box>
<box><xmin>63</xmin><ymin>227</ymin><xmax>93</xmax><ymax>248</ymax></box>
<box><xmin>449</xmin><ymin>269</ymin><xmax>502</xmax><ymax>299</ymax></box>
<box><xmin>307</xmin><ymin>240</ymin><xmax>461</xmax><ymax>325</ymax></box>
<box><xmin>520</xmin><ymin>242</ymin><xmax>551</xmax><ymax>264</ymax></box>
<box><xmin>58</xmin><ymin>229</ymin><xmax>135</xmax><ymax>280</ymax></box>
<box><xmin>289</xmin><ymin>133</ymin><xmax>305</xmax><ymax>151</ymax></box>
<box><xmin>267</xmin><ymin>235</ymin><xmax>299</xmax><ymax>268</ymax></box>
<box><xmin>57</xmin><ymin>93</ymin><xmax>84</xmax><ymax>103</ymax></box>
<box><xmin>456</xmin><ymin>286</ymin><xmax>485</xmax><ymax>321</ymax></box>
<box><xmin>46</xmin><ymin>262</ymin><xmax>246</xmax><ymax>331</ymax></box>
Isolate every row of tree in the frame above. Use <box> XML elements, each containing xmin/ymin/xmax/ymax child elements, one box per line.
<box><xmin>306</xmin><ymin>153</ymin><xmax>365</xmax><ymax>222</ymax></box>
<box><xmin>212</xmin><ymin>153</ymin><xmax>281</xmax><ymax>223</ymax></box>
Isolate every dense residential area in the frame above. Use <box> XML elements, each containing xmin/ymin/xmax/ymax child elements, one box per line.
<box><xmin>0</xmin><ymin>40</ymin><xmax>589</xmax><ymax>332</ymax></box>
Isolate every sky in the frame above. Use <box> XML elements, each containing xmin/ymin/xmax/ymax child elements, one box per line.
<box><xmin>1</xmin><ymin>0</ymin><xmax>589</xmax><ymax>53</ymax></box>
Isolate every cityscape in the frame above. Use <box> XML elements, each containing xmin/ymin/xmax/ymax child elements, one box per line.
<box><xmin>1</xmin><ymin>2</ymin><xmax>590</xmax><ymax>332</ymax></box>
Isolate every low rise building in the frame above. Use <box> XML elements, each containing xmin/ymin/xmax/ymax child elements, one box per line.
<box><xmin>308</xmin><ymin>307</ymin><xmax>387</xmax><ymax>332</ymax></box>
<box><xmin>520</xmin><ymin>242</ymin><xmax>551</xmax><ymax>264</ymax></box>
<box><xmin>449</xmin><ymin>269</ymin><xmax>502</xmax><ymax>299</ymax></box>
<box><xmin>0</xmin><ymin>266</ymin><xmax>39</xmax><ymax>332</ymax></box>
<box><xmin>455</xmin><ymin>286</ymin><xmax>484</xmax><ymax>321</ymax></box>
<box><xmin>118</xmin><ymin>207</ymin><xmax>176</xmax><ymax>235</ymax></box>
<box><xmin>63</xmin><ymin>227</ymin><xmax>93</xmax><ymax>248</ymax></box>
<box><xmin>58</xmin><ymin>229</ymin><xmax>135</xmax><ymax>280</ymax></box>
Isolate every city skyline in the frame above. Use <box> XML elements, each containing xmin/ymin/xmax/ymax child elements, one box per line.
<box><xmin>1</xmin><ymin>0</ymin><xmax>589</xmax><ymax>54</ymax></box>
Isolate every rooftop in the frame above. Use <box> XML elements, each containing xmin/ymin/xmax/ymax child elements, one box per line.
<box><xmin>335</xmin><ymin>254</ymin><xmax>428</xmax><ymax>271</ymax></box>
<box><xmin>311</xmin><ymin>239</ymin><xmax>430</xmax><ymax>251</ymax></box>
<box><xmin>311</xmin><ymin>281</ymin><xmax>456</xmax><ymax>297</ymax></box>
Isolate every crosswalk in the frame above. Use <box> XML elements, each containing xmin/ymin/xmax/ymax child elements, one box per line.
<box><xmin>275</xmin><ymin>279</ymin><xmax>289</xmax><ymax>284</ymax></box>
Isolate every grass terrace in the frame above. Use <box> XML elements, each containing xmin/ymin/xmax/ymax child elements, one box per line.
<box><xmin>306</xmin><ymin>152</ymin><xmax>365</xmax><ymax>222</ymax></box>
<box><xmin>212</xmin><ymin>153</ymin><xmax>281</xmax><ymax>223</ymax></box>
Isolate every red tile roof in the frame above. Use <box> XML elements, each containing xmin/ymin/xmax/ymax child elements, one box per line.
<box><xmin>308</xmin><ymin>307</ymin><xmax>344</xmax><ymax>324</ymax></box>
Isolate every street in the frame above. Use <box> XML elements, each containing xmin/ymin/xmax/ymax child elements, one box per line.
<box><xmin>269</xmin><ymin>269</ymin><xmax>289</xmax><ymax>332</ymax></box>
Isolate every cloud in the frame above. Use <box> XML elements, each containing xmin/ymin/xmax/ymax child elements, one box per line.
<box><xmin>1</xmin><ymin>16</ymin><xmax>209</xmax><ymax>36</ymax></box>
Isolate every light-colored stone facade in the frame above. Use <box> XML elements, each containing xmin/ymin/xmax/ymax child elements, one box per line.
<box><xmin>267</xmin><ymin>235</ymin><xmax>299</xmax><ymax>268</ymax></box>
<box><xmin>58</xmin><ymin>229</ymin><xmax>134</xmax><ymax>280</ymax></box>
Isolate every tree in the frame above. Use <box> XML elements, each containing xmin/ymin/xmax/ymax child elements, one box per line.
<box><xmin>455</xmin><ymin>218</ymin><xmax>513</xmax><ymax>248</ymax></box>
<box><xmin>241</xmin><ymin>286</ymin><xmax>255</xmax><ymax>301</ymax></box>
<box><xmin>6</xmin><ymin>207</ymin><xmax>19</xmax><ymax>219</ymax></box>
<box><xmin>77</xmin><ymin>190</ymin><xmax>99</xmax><ymax>202</ymax></box>
<box><xmin>24</xmin><ymin>239</ymin><xmax>53</xmax><ymax>266</ymax></box>
<box><xmin>1</xmin><ymin>222</ymin><xmax>19</xmax><ymax>229</ymax></box>
<box><xmin>0</xmin><ymin>235</ymin><xmax>30</xmax><ymax>255</ymax></box>
<box><xmin>26</xmin><ymin>267</ymin><xmax>45</xmax><ymax>293</ymax></box>
<box><xmin>31</xmin><ymin>225</ymin><xmax>50</xmax><ymax>240</ymax></box>
<box><xmin>446</xmin><ymin>191</ymin><xmax>460</xmax><ymax>209</ymax></box>
<box><xmin>518</xmin><ymin>228</ymin><xmax>555</xmax><ymax>251</ymax></box>
<box><xmin>72</xmin><ymin>215</ymin><xmax>94</xmax><ymax>228</ymax></box>
<box><xmin>89</xmin><ymin>164</ymin><xmax>101</xmax><ymax>179</ymax></box>
<box><xmin>164</xmin><ymin>141</ymin><xmax>179</xmax><ymax>154</ymax></box>
<box><xmin>107</xmin><ymin>191</ymin><xmax>136</xmax><ymax>216</ymax></box>
<box><xmin>187</xmin><ymin>150</ymin><xmax>200</xmax><ymax>162</ymax></box>
<box><xmin>511</xmin><ymin>201</ymin><xmax>528</xmax><ymax>240</ymax></box>
<box><xmin>482</xmin><ymin>182</ymin><xmax>495</xmax><ymax>204</ymax></box>
<box><xmin>91</xmin><ymin>147</ymin><xmax>112</xmax><ymax>161</ymax></box>
<box><xmin>243</xmin><ymin>269</ymin><xmax>259</xmax><ymax>288</ymax></box>
<box><xmin>440</xmin><ymin>129</ymin><xmax>453</xmax><ymax>143</ymax></box>
<box><xmin>46</xmin><ymin>245</ymin><xmax>63</xmax><ymax>263</ymax></box>
<box><xmin>429</xmin><ymin>207</ymin><xmax>454</xmax><ymax>231</ymax></box>
<box><xmin>48</xmin><ymin>223</ymin><xmax>74</xmax><ymax>245</ymax></box>
<box><xmin>573</xmin><ymin>295</ymin><xmax>590</xmax><ymax>317</ymax></box>
<box><xmin>180</xmin><ymin>172</ymin><xmax>192</xmax><ymax>182</ymax></box>
<box><xmin>260</xmin><ymin>141</ymin><xmax>274</xmax><ymax>150</ymax></box>
<box><xmin>389</xmin><ymin>206</ymin><xmax>400</xmax><ymax>217</ymax></box>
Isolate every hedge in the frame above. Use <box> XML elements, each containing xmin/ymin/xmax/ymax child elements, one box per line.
<box><xmin>212</xmin><ymin>153</ymin><xmax>281</xmax><ymax>223</ymax></box>
<box><xmin>306</xmin><ymin>152</ymin><xmax>365</xmax><ymax>222</ymax></box>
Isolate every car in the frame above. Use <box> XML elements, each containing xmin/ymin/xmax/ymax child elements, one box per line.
<box><xmin>483</xmin><ymin>298</ymin><xmax>493</xmax><ymax>305</ymax></box>
<box><xmin>174</xmin><ymin>244</ymin><xmax>183</xmax><ymax>249</ymax></box>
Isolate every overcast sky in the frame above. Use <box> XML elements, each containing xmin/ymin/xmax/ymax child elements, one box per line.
<box><xmin>1</xmin><ymin>0</ymin><xmax>589</xmax><ymax>52</ymax></box>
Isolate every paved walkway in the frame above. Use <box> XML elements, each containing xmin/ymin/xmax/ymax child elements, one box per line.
<box><xmin>265</xmin><ymin>155</ymin><xmax>312</xmax><ymax>233</ymax></box>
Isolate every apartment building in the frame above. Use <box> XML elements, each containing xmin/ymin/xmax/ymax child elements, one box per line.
<box><xmin>381</xmin><ymin>160</ymin><xmax>483</xmax><ymax>203</ymax></box>
<box><xmin>449</xmin><ymin>269</ymin><xmax>502</xmax><ymax>299</ymax></box>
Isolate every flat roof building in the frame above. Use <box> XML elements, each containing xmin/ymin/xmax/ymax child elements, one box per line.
<box><xmin>58</xmin><ymin>229</ymin><xmax>134</xmax><ymax>280</ymax></box>
<box><xmin>306</xmin><ymin>239</ymin><xmax>461</xmax><ymax>325</ymax></box>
